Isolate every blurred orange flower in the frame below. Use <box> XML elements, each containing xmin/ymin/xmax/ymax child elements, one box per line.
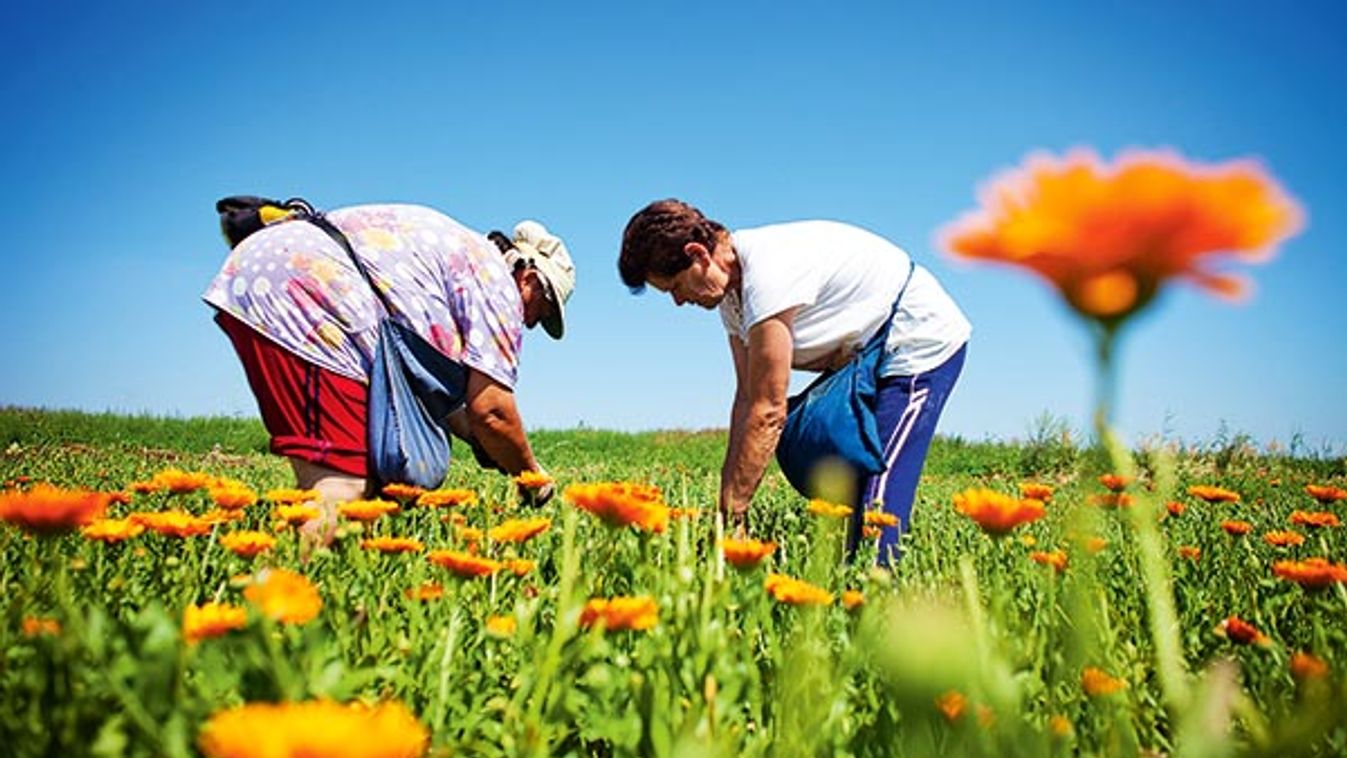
<box><xmin>1188</xmin><ymin>485</ymin><xmax>1241</xmax><ymax>504</ymax></box>
<box><xmin>1273</xmin><ymin>558</ymin><xmax>1347</xmax><ymax>589</ymax></box>
<box><xmin>427</xmin><ymin>550</ymin><xmax>503</xmax><ymax>578</ymax></box>
<box><xmin>1289</xmin><ymin>510</ymin><xmax>1340</xmax><ymax>529</ymax></box>
<box><xmin>669</xmin><ymin>507</ymin><xmax>702</xmax><ymax>520</ymax></box>
<box><xmin>81</xmin><ymin>518</ymin><xmax>145</xmax><ymax>543</ymax></box>
<box><xmin>1018</xmin><ymin>483</ymin><xmax>1054</xmax><ymax>502</ymax></box>
<box><xmin>133</xmin><ymin>510</ymin><xmax>213</xmax><ymax>538</ymax></box>
<box><xmin>244</xmin><ymin>568</ymin><xmax>322</xmax><ymax>624</ymax></box>
<box><xmin>22</xmin><ymin>617</ymin><xmax>61</xmax><ymax>637</ymax></box>
<box><xmin>764</xmin><ymin>573</ymin><xmax>834</xmax><ymax>606</ymax></box>
<box><xmin>1178</xmin><ymin>545</ymin><xmax>1202</xmax><ymax>561</ymax></box>
<box><xmin>1221</xmin><ymin>520</ymin><xmax>1253</xmax><ymax>536</ymax></box>
<box><xmin>1030</xmin><ymin>550</ymin><xmax>1068</xmax><ymax>573</ymax></box>
<box><xmin>337</xmin><ymin>500</ymin><xmax>399</xmax><ymax>522</ymax></box>
<box><xmin>940</xmin><ymin>149</ymin><xmax>1304</xmax><ymax>324</ymax></box>
<box><xmin>1165</xmin><ymin>501</ymin><xmax>1186</xmax><ymax>517</ymax></box>
<box><xmin>721</xmin><ymin>538</ymin><xmax>777</xmax><ymax>569</ymax></box>
<box><xmin>183</xmin><ymin>602</ymin><xmax>248</xmax><ymax>644</ymax></box>
<box><xmin>455</xmin><ymin>526</ymin><xmax>484</xmax><ymax>545</ymax></box>
<box><xmin>1290</xmin><ymin>652</ymin><xmax>1329</xmax><ymax>681</ymax></box>
<box><xmin>1081</xmin><ymin>666</ymin><xmax>1127</xmax><ymax>697</ymax></box>
<box><xmin>489</xmin><ymin>517</ymin><xmax>552</xmax><ymax>544</ymax></box>
<box><xmin>416</xmin><ymin>488</ymin><xmax>477</xmax><ymax>508</ymax></box>
<box><xmin>1218</xmin><ymin>615</ymin><xmax>1270</xmax><ymax>646</ymax></box>
<box><xmin>1098</xmin><ymin>474</ymin><xmax>1132</xmax><ymax>492</ymax></box>
<box><xmin>563</xmin><ymin>482</ymin><xmax>669</xmax><ymax>532</ymax></box>
<box><xmin>219</xmin><ymin>531</ymin><xmax>276</xmax><ymax>558</ymax></box>
<box><xmin>1304</xmin><ymin>484</ymin><xmax>1346</xmax><ymax>504</ymax></box>
<box><xmin>579</xmin><ymin>596</ymin><xmax>659</xmax><ymax>631</ymax></box>
<box><xmin>198</xmin><ymin>699</ymin><xmax>428</xmax><ymax>758</ymax></box>
<box><xmin>953</xmin><ymin>488</ymin><xmax>1045</xmax><ymax>535</ymax></box>
<box><xmin>841</xmin><ymin>590</ymin><xmax>865</xmax><ymax>611</ymax></box>
<box><xmin>863</xmin><ymin>511</ymin><xmax>900</xmax><ymax>528</ymax></box>
<box><xmin>1089</xmin><ymin>493</ymin><xmax>1133</xmax><ymax>509</ymax></box>
<box><xmin>1263</xmin><ymin>531</ymin><xmax>1305</xmax><ymax>548</ymax></box>
<box><xmin>935</xmin><ymin>691</ymin><xmax>966</xmax><ymax>722</ymax></box>
<box><xmin>505</xmin><ymin>559</ymin><xmax>535</xmax><ymax>576</ymax></box>
<box><xmin>1084</xmin><ymin>537</ymin><xmax>1109</xmax><ymax>553</ymax></box>
<box><xmin>807</xmin><ymin>499</ymin><xmax>853</xmax><ymax>519</ymax></box>
<box><xmin>0</xmin><ymin>485</ymin><xmax>109</xmax><ymax>534</ymax></box>
<box><xmin>405</xmin><ymin>582</ymin><xmax>444</xmax><ymax>602</ymax></box>
<box><xmin>361</xmin><ymin>537</ymin><xmax>424</xmax><ymax>554</ymax></box>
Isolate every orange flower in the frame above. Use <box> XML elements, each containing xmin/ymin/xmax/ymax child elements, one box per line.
<box><xmin>22</xmin><ymin>617</ymin><xmax>61</xmax><ymax>637</ymax></box>
<box><xmin>209</xmin><ymin>485</ymin><xmax>258</xmax><ymax>510</ymax></box>
<box><xmin>183</xmin><ymin>602</ymin><xmax>248</xmax><ymax>643</ymax></box>
<box><xmin>841</xmin><ymin>590</ymin><xmax>865</xmax><ymax>610</ymax></box>
<box><xmin>362</xmin><ymin>536</ymin><xmax>424</xmax><ymax>554</ymax></box>
<box><xmin>275</xmin><ymin>504</ymin><xmax>321</xmax><ymax>526</ymax></box>
<box><xmin>563</xmin><ymin>482</ymin><xmax>669</xmax><ymax>532</ymax></box>
<box><xmin>133</xmin><ymin>510</ymin><xmax>213</xmax><ymax>538</ymax></box>
<box><xmin>1098</xmin><ymin>474</ymin><xmax>1132</xmax><ymax>492</ymax></box>
<box><xmin>1030</xmin><ymin>550</ymin><xmax>1068</xmax><ymax>573</ymax></box>
<box><xmin>489</xmin><ymin>517</ymin><xmax>552</xmax><ymax>544</ymax></box>
<box><xmin>427</xmin><ymin>550</ymin><xmax>503</xmax><ymax>578</ymax></box>
<box><xmin>337</xmin><ymin>500</ymin><xmax>399</xmax><ymax>522</ymax></box>
<box><xmin>807</xmin><ymin>499</ymin><xmax>853</xmax><ymax>519</ymax></box>
<box><xmin>150</xmin><ymin>468</ymin><xmax>215</xmax><ymax>494</ymax></box>
<box><xmin>381</xmin><ymin>483</ymin><xmax>427</xmax><ymax>501</ymax></box>
<box><xmin>106</xmin><ymin>491</ymin><xmax>133</xmax><ymax>505</ymax></box>
<box><xmin>1188</xmin><ymin>485</ymin><xmax>1241</xmax><ymax>504</ymax></box>
<box><xmin>1088</xmin><ymin>493</ymin><xmax>1133</xmax><ymax>509</ymax></box>
<box><xmin>764</xmin><ymin>573</ymin><xmax>834</xmax><ymax>606</ymax></box>
<box><xmin>669</xmin><ymin>507</ymin><xmax>702</xmax><ymax>520</ymax></box>
<box><xmin>505</xmin><ymin>559</ymin><xmax>536</xmax><ymax>576</ymax></box>
<box><xmin>863</xmin><ymin>511</ymin><xmax>900</xmax><ymax>528</ymax></box>
<box><xmin>1049</xmin><ymin>715</ymin><xmax>1074</xmax><ymax>737</ymax></box>
<box><xmin>1304</xmin><ymin>484</ymin><xmax>1347</xmax><ymax>504</ymax></box>
<box><xmin>953</xmin><ymin>488</ymin><xmax>1046</xmax><ymax>535</ymax></box>
<box><xmin>1018</xmin><ymin>483</ymin><xmax>1054</xmax><ymax>502</ymax></box>
<box><xmin>940</xmin><ymin>149</ymin><xmax>1304</xmax><ymax>324</ymax></box>
<box><xmin>1218</xmin><ymin>615</ymin><xmax>1270</xmax><ymax>646</ymax></box>
<box><xmin>405</xmin><ymin>582</ymin><xmax>444</xmax><ymax>601</ymax></box>
<box><xmin>0</xmin><ymin>484</ymin><xmax>109</xmax><ymax>534</ymax></box>
<box><xmin>1081</xmin><ymin>666</ymin><xmax>1128</xmax><ymax>697</ymax></box>
<box><xmin>219</xmin><ymin>530</ymin><xmax>276</xmax><ymax>558</ymax></box>
<box><xmin>1221</xmin><ymin>520</ymin><xmax>1253</xmax><ymax>536</ymax></box>
<box><xmin>861</xmin><ymin>526</ymin><xmax>881</xmax><ymax>539</ymax></box>
<box><xmin>935</xmin><ymin>691</ymin><xmax>966</xmax><ymax>722</ymax></box>
<box><xmin>1178</xmin><ymin>545</ymin><xmax>1202</xmax><ymax>561</ymax></box>
<box><xmin>514</xmin><ymin>470</ymin><xmax>553</xmax><ymax>489</ymax></box>
<box><xmin>1165</xmin><ymin>501</ymin><xmax>1186</xmax><ymax>517</ymax></box>
<box><xmin>578</xmin><ymin>596</ymin><xmax>659</xmax><ymax>631</ymax></box>
<box><xmin>81</xmin><ymin>518</ymin><xmax>145</xmax><ymax>543</ymax></box>
<box><xmin>456</xmin><ymin>526</ymin><xmax>484</xmax><ymax>544</ymax></box>
<box><xmin>485</xmin><ymin>615</ymin><xmax>517</xmax><ymax>637</ymax></box>
<box><xmin>244</xmin><ymin>568</ymin><xmax>322</xmax><ymax>624</ymax></box>
<box><xmin>1263</xmin><ymin>530</ymin><xmax>1305</xmax><ymax>548</ymax></box>
<box><xmin>1084</xmin><ymin>537</ymin><xmax>1108</xmax><ymax>554</ymax></box>
<box><xmin>415</xmin><ymin>488</ymin><xmax>477</xmax><ymax>508</ymax></box>
<box><xmin>1273</xmin><ymin>558</ymin><xmax>1347</xmax><ymax>589</ymax></box>
<box><xmin>1289</xmin><ymin>510</ymin><xmax>1340</xmax><ymax>529</ymax></box>
<box><xmin>1290</xmin><ymin>652</ymin><xmax>1329</xmax><ymax>681</ymax></box>
<box><xmin>722</xmin><ymin>538</ymin><xmax>777</xmax><ymax>569</ymax></box>
<box><xmin>198</xmin><ymin>699</ymin><xmax>428</xmax><ymax>758</ymax></box>
<box><xmin>264</xmin><ymin>488</ymin><xmax>319</xmax><ymax>505</ymax></box>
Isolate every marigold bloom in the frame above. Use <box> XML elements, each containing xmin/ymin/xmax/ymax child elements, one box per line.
<box><xmin>669</xmin><ymin>507</ymin><xmax>702</xmax><ymax>520</ymax></box>
<box><xmin>275</xmin><ymin>504</ymin><xmax>320</xmax><ymax>526</ymax></box>
<box><xmin>578</xmin><ymin>596</ymin><xmax>659</xmax><ymax>631</ymax></box>
<box><xmin>1178</xmin><ymin>545</ymin><xmax>1202</xmax><ymax>561</ymax></box>
<box><xmin>22</xmin><ymin>617</ymin><xmax>61</xmax><ymax>637</ymax></box>
<box><xmin>1218</xmin><ymin>615</ymin><xmax>1270</xmax><ymax>646</ymax></box>
<box><xmin>201</xmin><ymin>508</ymin><xmax>246</xmax><ymax>525</ymax></box>
<box><xmin>1165</xmin><ymin>501</ymin><xmax>1186</xmax><ymax>517</ymax></box>
<box><xmin>456</xmin><ymin>526</ymin><xmax>484</xmax><ymax>544</ymax></box>
<box><xmin>489</xmin><ymin>517</ymin><xmax>552</xmax><ymax>544</ymax></box>
<box><xmin>381</xmin><ymin>483</ymin><xmax>427</xmax><ymax>501</ymax></box>
<box><xmin>1221</xmin><ymin>520</ymin><xmax>1253</xmax><ymax>536</ymax></box>
<box><xmin>1031</xmin><ymin>550</ymin><xmax>1069</xmax><ymax>573</ymax></box>
<box><xmin>1088</xmin><ymin>493</ymin><xmax>1133</xmax><ymax>509</ymax></box>
<box><xmin>841</xmin><ymin>590</ymin><xmax>865</xmax><ymax>610</ymax></box>
<box><xmin>337</xmin><ymin>499</ymin><xmax>399</xmax><ymax>522</ymax></box>
<box><xmin>953</xmin><ymin>488</ymin><xmax>1045</xmax><ymax>535</ymax></box>
<box><xmin>1272</xmin><ymin>558</ymin><xmax>1347</xmax><ymax>589</ymax></box>
<box><xmin>81</xmin><ymin>518</ymin><xmax>145</xmax><ymax>543</ymax></box>
<box><xmin>861</xmin><ymin>526</ymin><xmax>881</xmax><ymax>539</ymax></box>
<box><xmin>0</xmin><ymin>484</ymin><xmax>109</xmax><ymax>534</ymax></box>
<box><xmin>183</xmin><ymin>602</ymin><xmax>248</xmax><ymax>643</ymax></box>
<box><xmin>362</xmin><ymin>536</ymin><xmax>424</xmax><ymax>554</ymax></box>
<box><xmin>265</xmin><ymin>488</ymin><xmax>319</xmax><ymax>505</ymax></box>
<box><xmin>515</xmin><ymin>470</ymin><xmax>553</xmax><ymax>489</ymax></box>
<box><xmin>244</xmin><ymin>568</ymin><xmax>322</xmax><ymax>624</ymax></box>
<box><xmin>505</xmin><ymin>559</ymin><xmax>535</xmax><ymax>576</ymax></box>
<box><xmin>219</xmin><ymin>530</ymin><xmax>276</xmax><ymax>558</ymax></box>
<box><xmin>563</xmin><ymin>481</ymin><xmax>669</xmax><ymax>532</ymax></box>
<box><xmin>1049</xmin><ymin>715</ymin><xmax>1074</xmax><ymax>737</ymax></box>
<box><xmin>485</xmin><ymin>615</ymin><xmax>517</xmax><ymax>637</ymax></box>
<box><xmin>863</xmin><ymin>511</ymin><xmax>900</xmax><ymax>528</ymax></box>
<box><xmin>427</xmin><ymin>549</ymin><xmax>503</xmax><ymax>578</ymax></box>
<box><xmin>133</xmin><ymin>510</ymin><xmax>213</xmax><ymax>538</ymax></box>
<box><xmin>415</xmin><ymin>488</ymin><xmax>477</xmax><ymax>508</ymax></box>
<box><xmin>722</xmin><ymin>538</ymin><xmax>777</xmax><ymax>569</ymax></box>
<box><xmin>1081</xmin><ymin>667</ymin><xmax>1128</xmax><ymax>697</ymax></box>
<box><xmin>106</xmin><ymin>491</ymin><xmax>133</xmax><ymax>505</ymax></box>
<box><xmin>1019</xmin><ymin>483</ymin><xmax>1054</xmax><ymax>502</ymax></box>
<box><xmin>940</xmin><ymin>149</ymin><xmax>1304</xmax><ymax>324</ymax></box>
<box><xmin>209</xmin><ymin>485</ymin><xmax>258</xmax><ymax>510</ymax></box>
<box><xmin>807</xmin><ymin>499</ymin><xmax>853</xmax><ymax>519</ymax></box>
<box><xmin>1098</xmin><ymin>474</ymin><xmax>1132</xmax><ymax>492</ymax></box>
<box><xmin>1263</xmin><ymin>530</ymin><xmax>1305</xmax><ymax>548</ymax></box>
<box><xmin>197</xmin><ymin>699</ymin><xmax>428</xmax><ymax>758</ymax></box>
<box><xmin>1289</xmin><ymin>510</ymin><xmax>1340</xmax><ymax>529</ymax></box>
<box><xmin>764</xmin><ymin>573</ymin><xmax>834</xmax><ymax>606</ymax></box>
<box><xmin>405</xmin><ymin>582</ymin><xmax>444</xmax><ymax>601</ymax></box>
<box><xmin>1290</xmin><ymin>652</ymin><xmax>1329</xmax><ymax>681</ymax></box>
<box><xmin>935</xmin><ymin>691</ymin><xmax>966</xmax><ymax>722</ymax></box>
<box><xmin>1304</xmin><ymin>484</ymin><xmax>1347</xmax><ymax>504</ymax></box>
<box><xmin>151</xmin><ymin>468</ymin><xmax>215</xmax><ymax>494</ymax></box>
<box><xmin>1085</xmin><ymin>537</ymin><xmax>1109</xmax><ymax>553</ymax></box>
<box><xmin>1187</xmin><ymin>485</ymin><xmax>1241</xmax><ymax>504</ymax></box>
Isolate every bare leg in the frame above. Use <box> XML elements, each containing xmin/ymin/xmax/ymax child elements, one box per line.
<box><xmin>290</xmin><ymin>458</ymin><xmax>367</xmax><ymax>550</ymax></box>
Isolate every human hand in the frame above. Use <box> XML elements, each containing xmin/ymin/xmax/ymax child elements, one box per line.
<box><xmin>298</xmin><ymin>502</ymin><xmax>339</xmax><ymax>559</ymax></box>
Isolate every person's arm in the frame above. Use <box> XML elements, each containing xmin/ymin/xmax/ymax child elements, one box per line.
<box><xmin>464</xmin><ymin>368</ymin><xmax>539</xmax><ymax>476</ymax></box>
<box><xmin>719</xmin><ymin>309</ymin><xmax>796</xmax><ymax>527</ymax></box>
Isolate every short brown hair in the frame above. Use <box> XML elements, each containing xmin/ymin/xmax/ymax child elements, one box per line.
<box><xmin>619</xmin><ymin>199</ymin><xmax>726</xmax><ymax>292</ymax></box>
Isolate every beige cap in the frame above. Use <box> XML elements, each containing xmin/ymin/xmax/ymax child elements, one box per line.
<box><xmin>513</xmin><ymin>220</ymin><xmax>575</xmax><ymax>339</ymax></box>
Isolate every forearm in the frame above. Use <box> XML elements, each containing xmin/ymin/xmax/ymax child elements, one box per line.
<box><xmin>720</xmin><ymin>399</ymin><xmax>786</xmax><ymax>519</ymax></box>
<box><xmin>468</xmin><ymin>404</ymin><xmax>537</xmax><ymax>475</ymax></box>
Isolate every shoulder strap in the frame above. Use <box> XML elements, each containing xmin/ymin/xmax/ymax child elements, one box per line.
<box><xmin>301</xmin><ymin>210</ymin><xmax>398</xmax><ymax>318</ymax></box>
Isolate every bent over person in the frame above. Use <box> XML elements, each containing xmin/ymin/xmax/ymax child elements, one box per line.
<box><xmin>619</xmin><ymin>199</ymin><xmax>968</xmax><ymax>563</ymax></box>
<box><xmin>204</xmin><ymin>203</ymin><xmax>575</xmax><ymax>521</ymax></box>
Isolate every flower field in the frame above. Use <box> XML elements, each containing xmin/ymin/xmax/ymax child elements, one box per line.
<box><xmin>1</xmin><ymin>408</ymin><xmax>1344</xmax><ymax>757</ymax></box>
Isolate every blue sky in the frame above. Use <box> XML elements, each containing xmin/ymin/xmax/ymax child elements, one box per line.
<box><xmin>2</xmin><ymin>1</ymin><xmax>1344</xmax><ymax>451</ymax></box>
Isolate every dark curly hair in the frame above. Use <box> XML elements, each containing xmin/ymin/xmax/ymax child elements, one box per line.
<box><xmin>618</xmin><ymin>199</ymin><xmax>726</xmax><ymax>293</ymax></box>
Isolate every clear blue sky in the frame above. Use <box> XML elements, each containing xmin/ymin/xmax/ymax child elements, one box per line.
<box><xmin>2</xmin><ymin>1</ymin><xmax>1344</xmax><ymax>451</ymax></box>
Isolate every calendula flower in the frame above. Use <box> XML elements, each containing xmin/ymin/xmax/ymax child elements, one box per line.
<box><xmin>1031</xmin><ymin>550</ymin><xmax>1069</xmax><ymax>573</ymax></box>
<box><xmin>133</xmin><ymin>510</ymin><xmax>213</xmax><ymax>538</ymax></box>
<box><xmin>669</xmin><ymin>507</ymin><xmax>702</xmax><ymax>520</ymax></box>
<box><xmin>563</xmin><ymin>482</ymin><xmax>669</xmax><ymax>532</ymax></box>
<box><xmin>197</xmin><ymin>699</ymin><xmax>428</xmax><ymax>758</ymax></box>
<box><xmin>489</xmin><ymin>517</ymin><xmax>552</xmax><ymax>544</ymax></box>
<box><xmin>183</xmin><ymin>602</ymin><xmax>248</xmax><ymax>643</ymax></box>
<box><xmin>940</xmin><ymin>148</ymin><xmax>1304</xmax><ymax>325</ymax></box>
<box><xmin>1081</xmin><ymin>666</ymin><xmax>1128</xmax><ymax>697</ymax></box>
<box><xmin>209</xmin><ymin>485</ymin><xmax>258</xmax><ymax>510</ymax></box>
<box><xmin>22</xmin><ymin>617</ymin><xmax>61</xmax><ymax>637</ymax></box>
<box><xmin>1289</xmin><ymin>510</ymin><xmax>1340</xmax><ymax>529</ymax></box>
<box><xmin>337</xmin><ymin>500</ymin><xmax>399</xmax><ymax>522</ymax></box>
<box><xmin>1218</xmin><ymin>615</ymin><xmax>1270</xmax><ymax>646</ymax></box>
<box><xmin>485</xmin><ymin>615</ymin><xmax>517</xmax><ymax>637</ymax></box>
<box><xmin>244</xmin><ymin>568</ymin><xmax>322</xmax><ymax>624</ymax></box>
<box><xmin>515</xmin><ymin>470</ymin><xmax>553</xmax><ymax>489</ymax></box>
<box><xmin>1084</xmin><ymin>537</ymin><xmax>1108</xmax><ymax>553</ymax></box>
<box><xmin>0</xmin><ymin>484</ymin><xmax>109</xmax><ymax>534</ymax></box>
<box><xmin>415</xmin><ymin>488</ymin><xmax>477</xmax><ymax>508</ymax></box>
<box><xmin>841</xmin><ymin>590</ymin><xmax>865</xmax><ymax>610</ymax></box>
<box><xmin>863</xmin><ymin>511</ymin><xmax>900</xmax><ymax>528</ymax></box>
<box><xmin>722</xmin><ymin>538</ymin><xmax>777</xmax><ymax>569</ymax></box>
<box><xmin>1019</xmin><ymin>483</ymin><xmax>1054</xmax><ymax>502</ymax></box>
<box><xmin>275</xmin><ymin>504</ymin><xmax>321</xmax><ymax>526</ymax></box>
<box><xmin>1273</xmin><ymin>558</ymin><xmax>1347</xmax><ymax>589</ymax></box>
<box><xmin>1178</xmin><ymin>545</ymin><xmax>1202</xmax><ymax>561</ymax></box>
<box><xmin>201</xmin><ymin>508</ymin><xmax>246</xmax><ymax>525</ymax></box>
<box><xmin>381</xmin><ymin>483</ymin><xmax>426</xmax><ymax>501</ymax></box>
<box><xmin>1290</xmin><ymin>652</ymin><xmax>1329</xmax><ymax>681</ymax></box>
<box><xmin>861</xmin><ymin>525</ymin><xmax>882</xmax><ymax>539</ymax></box>
<box><xmin>456</xmin><ymin>525</ymin><xmax>484</xmax><ymax>544</ymax></box>
<box><xmin>1088</xmin><ymin>493</ymin><xmax>1134</xmax><ymax>509</ymax></box>
<box><xmin>1221</xmin><ymin>520</ymin><xmax>1253</xmax><ymax>536</ymax></box>
<box><xmin>1263</xmin><ymin>530</ymin><xmax>1305</xmax><ymax>548</ymax></box>
<box><xmin>935</xmin><ymin>691</ymin><xmax>966</xmax><ymax>722</ymax></box>
<box><xmin>405</xmin><ymin>582</ymin><xmax>444</xmax><ymax>601</ymax></box>
<box><xmin>1020</xmin><ymin>533</ymin><xmax>1038</xmax><ymax>547</ymax></box>
<box><xmin>1098</xmin><ymin>474</ymin><xmax>1132</xmax><ymax>492</ymax></box>
<box><xmin>1187</xmin><ymin>485</ymin><xmax>1239</xmax><ymax>503</ymax></box>
<box><xmin>129</xmin><ymin>480</ymin><xmax>160</xmax><ymax>495</ymax></box>
<box><xmin>427</xmin><ymin>550</ymin><xmax>503</xmax><ymax>578</ymax></box>
<box><xmin>1165</xmin><ymin>501</ymin><xmax>1186</xmax><ymax>517</ymax></box>
<box><xmin>106</xmin><ymin>491</ymin><xmax>133</xmax><ymax>505</ymax></box>
<box><xmin>953</xmin><ymin>488</ymin><xmax>1046</xmax><ymax>535</ymax></box>
<box><xmin>265</xmin><ymin>488</ymin><xmax>319</xmax><ymax>505</ymax></box>
<box><xmin>1049</xmin><ymin>715</ymin><xmax>1074</xmax><ymax>737</ymax></box>
<box><xmin>807</xmin><ymin>499</ymin><xmax>853</xmax><ymax>519</ymax></box>
<box><xmin>151</xmin><ymin>468</ymin><xmax>215</xmax><ymax>494</ymax></box>
<box><xmin>219</xmin><ymin>531</ymin><xmax>276</xmax><ymax>558</ymax></box>
<box><xmin>1304</xmin><ymin>484</ymin><xmax>1347</xmax><ymax>504</ymax></box>
<box><xmin>81</xmin><ymin>518</ymin><xmax>145</xmax><ymax>543</ymax></box>
<box><xmin>362</xmin><ymin>536</ymin><xmax>424</xmax><ymax>554</ymax></box>
<box><xmin>578</xmin><ymin>596</ymin><xmax>659</xmax><ymax>631</ymax></box>
<box><xmin>505</xmin><ymin>559</ymin><xmax>535</xmax><ymax>576</ymax></box>
<box><xmin>764</xmin><ymin>573</ymin><xmax>834</xmax><ymax>606</ymax></box>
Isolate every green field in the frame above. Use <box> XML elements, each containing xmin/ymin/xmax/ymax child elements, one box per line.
<box><xmin>2</xmin><ymin>406</ymin><xmax>1345</xmax><ymax>757</ymax></box>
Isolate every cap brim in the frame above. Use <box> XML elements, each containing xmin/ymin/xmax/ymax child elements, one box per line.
<box><xmin>541</xmin><ymin>294</ymin><xmax>565</xmax><ymax>339</ymax></box>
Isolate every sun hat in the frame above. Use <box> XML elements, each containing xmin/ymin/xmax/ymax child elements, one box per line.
<box><xmin>512</xmin><ymin>220</ymin><xmax>575</xmax><ymax>339</ymax></box>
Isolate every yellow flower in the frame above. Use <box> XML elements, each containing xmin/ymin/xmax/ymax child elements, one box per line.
<box><xmin>275</xmin><ymin>504</ymin><xmax>321</xmax><ymax>526</ymax></box>
<box><xmin>563</xmin><ymin>482</ymin><xmax>669</xmax><ymax>532</ymax></box>
<box><xmin>485</xmin><ymin>615</ymin><xmax>517</xmax><ymax>637</ymax></box>
<box><xmin>265</xmin><ymin>488</ymin><xmax>320</xmax><ymax>505</ymax></box>
<box><xmin>415</xmin><ymin>488</ymin><xmax>477</xmax><ymax>508</ymax></box>
<box><xmin>150</xmin><ymin>468</ymin><xmax>215</xmax><ymax>494</ymax></box>
<box><xmin>81</xmin><ymin>518</ymin><xmax>145</xmax><ymax>543</ymax></box>
<box><xmin>721</xmin><ymin>538</ymin><xmax>777</xmax><ymax>569</ymax></box>
<box><xmin>209</xmin><ymin>485</ymin><xmax>258</xmax><ymax>510</ymax></box>
<box><xmin>488</xmin><ymin>517</ymin><xmax>552</xmax><ymax>544</ymax></box>
<box><xmin>764</xmin><ymin>573</ymin><xmax>834</xmax><ymax>606</ymax></box>
<box><xmin>1081</xmin><ymin>666</ymin><xmax>1127</xmax><ymax>697</ymax></box>
<box><xmin>505</xmin><ymin>559</ymin><xmax>535</xmax><ymax>576</ymax></box>
<box><xmin>183</xmin><ymin>602</ymin><xmax>248</xmax><ymax>643</ymax></box>
<box><xmin>197</xmin><ymin>699</ymin><xmax>428</xmax><ymax>758</ymax></box>
<box><xmin>337</xmin><ymin>499</ymin><xmax>400</xmax><ymax>522</ymax></box>
<box><xmin>219</xmin><ymin>531</ymin><xmax>276</xmax><ymax>558</ymax></box>
<box><xmin>244</xmin><ymin>569</ymin><xmax>322</xmax><ymax>624</ymax></box>
<box><xmin>841</xmin><ymin>590</ymin><xmax>865</xmax><ymax>611</ymax></box>
<box><xmin>515</xmin><ymin>470</ymin><xmax>553</xmax><ymax>489</ymax></box>
<box><xmin>807</xmin><ymin>499</ymin><xmax>853</xmax><ymax>519</ymax></box>
<box><xmin>578</xmin><ymin>596</ymin><xmax>659</xmax><ymax>631</ymax></box>
<box><xmin>863</xmin><ymin>511</ymin><xmax>899</xmax><ymax>528</ymax></box>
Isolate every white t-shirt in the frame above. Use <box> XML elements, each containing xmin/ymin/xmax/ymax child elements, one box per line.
<box><xmin>719</xmin><ymin>221</ymin><xmax>971</xmax><ymax>377</ymax></box>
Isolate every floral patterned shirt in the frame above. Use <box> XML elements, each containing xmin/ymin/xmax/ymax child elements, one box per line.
<box><xmin>203</xmin><ymin>204</ymin><xmax>523</xmax><ymax>388</ymax></box>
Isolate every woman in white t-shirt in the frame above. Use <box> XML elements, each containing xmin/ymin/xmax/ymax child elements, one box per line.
<box><xmin>619</xmin><ymin>199</ymin><xmax>970</xmax><ymax>564</ymax></box>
